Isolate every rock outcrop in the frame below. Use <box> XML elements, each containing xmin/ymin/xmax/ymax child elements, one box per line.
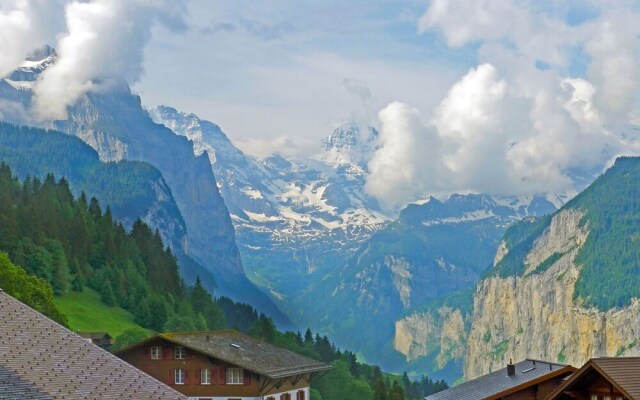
<box><xmin>464</xmin><ymin>208</ymin><xmax>640</xmax><ymax>378</ymax></box>
<box><xmin>395</xmin><ymin>306</ymin><xmax>467</xmax><ymax>368</ymax></box>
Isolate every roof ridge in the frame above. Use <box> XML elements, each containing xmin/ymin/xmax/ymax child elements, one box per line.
<box><xmin>524</xmin><ymin>358</ymin><xmax>569</xmax><ymax>366</ymax></box>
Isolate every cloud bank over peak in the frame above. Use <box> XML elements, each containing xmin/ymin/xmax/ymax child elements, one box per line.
<box><xmin>0</xmin><ymin>0</ymin><xmax>63</xmax><ymax>78</ymax></box>
<box><xmin>33</xmin><ymin>0</ymin><xmax>187</xmax><ymax>120</ymax></box>
<box><xmin>366</xmin><ymin>0</ymin><xmax>640</xmax><ymax>207</ymax></box>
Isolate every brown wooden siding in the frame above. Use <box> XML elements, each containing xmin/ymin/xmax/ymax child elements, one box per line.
<box><xmin>118</xmin><ymin>338</ymin><xmax>310</xmax><ymax>398</ymax></box>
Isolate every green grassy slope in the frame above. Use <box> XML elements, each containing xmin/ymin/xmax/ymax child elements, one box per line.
<box><xmin>55</xmin><ymin>288</ymin><xmax>149</xmax><ymax>337</ymax></box>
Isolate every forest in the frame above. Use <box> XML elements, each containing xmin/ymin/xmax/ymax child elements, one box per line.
<box><xmin>0</xmin><ymin>162</ymin><xmax>446</xmax><ymax>400</ymax></box>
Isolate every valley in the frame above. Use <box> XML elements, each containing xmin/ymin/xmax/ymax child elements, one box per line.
<box><xmin>2</xmin><ymin>41</ymin><xmax>640</xmax><ymax>388</ymax></box>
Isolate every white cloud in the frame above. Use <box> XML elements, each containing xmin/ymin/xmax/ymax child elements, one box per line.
<box><xmin>364</xmin><ymin>0</ymin><xmax>640</xmax><ymax>207</ymax></box>
<box><xmin>584</xmin><ymin>12</ymin><xmax>640</xmax><ymax>119</ymax></box>
<box><xmin>234</xmin><ymin>136</ymin><xmax>317</xmax><ymax>159</ymax></box>
<box><xmin>33</xmin><ymin>0</ymin><xmax>187</xmax><ymax>120</ymax></box>
<box><xmin>0</xmin><ymin>0</ymin><xmax>63</xmax><ymax>78</ymax></box>
<box><xmin>366</xmin><ymin>102</ymin><xmax>442</xmax><ymax>206</ymax></box>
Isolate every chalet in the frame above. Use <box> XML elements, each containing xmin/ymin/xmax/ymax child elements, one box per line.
<box><xmin>78</xmin><ymin>331</ymin><xmax>113</xmax><ymax>350</ymax></box>
<box><xmin>0</xmin><ymin>288</ymin><xmax>186</xmax><ymax>399</ymax></box>
<box><xmin>545</xmin><ymin>357</ymin><xmax>640</xmax><ymax>400</ymax></box>
<box><xmin>116</xmin><ymin>331</ymin><xmax>332</xmax><ymax>400</ymax></box>
<box><xmin>425</xmin><ymin>359</ymin><xmax>576</xmax><ymax>400</ymax></box>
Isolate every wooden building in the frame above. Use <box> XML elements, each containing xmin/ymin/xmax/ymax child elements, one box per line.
<box><xmin>77</xmin><ymin>331</ymin><xmax>113</xmax><ymax>350</ymax></box>
<box><xmin>545</xmin><ymin>357</ymin><xmax>640</xmax><ymax>400</ymax></box>
<box><xmin>425</xmin><ymin>359</ymin><xmax>576</xmax><ymax>400</ymax></box>
<box><xmin>116</xmin><ymin>331</ymin><xmax>332</xmax><ymax>400</ymax></box>
<box><xmin>0</xmin><ymin>288</ymin><xmax>186</xmax><ymax>400</ymax></box>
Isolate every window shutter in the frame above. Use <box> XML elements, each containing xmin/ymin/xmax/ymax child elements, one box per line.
<box><xmin>220</xmin><ymin>367</ymin><xmax>226</xmax><ymax>385</ymax></box>
<box><xmin>143</xmin><ymin>348</ymin><xmax>150</xmax><ymax>360</ymax></box>
<box><xmin>197</xmin><ymin>369</ymin><xmax>201</xmax><ymax>385</ymax></box>
<box><xmin>185</xmin><ymin>369</ymin><xmax>189</xmax><ymax>384</ymax></box>
<box><xmin>212</xmin><ymin>368</ymin><xmax>217</xmax><ymax>385</ymax></box>
<box><xmin>243</xmin><ymin>370</ymin><xmax>251</xmax><ymax>385</ymax></box>
<box><xmin>167</xmin><ymin>369</ymin><xmax>174</xmax><ymax>385</ymax></box>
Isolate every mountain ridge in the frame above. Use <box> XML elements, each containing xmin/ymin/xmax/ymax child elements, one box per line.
<box><xmin>0</xmin><ymin>50</ymin><xmax>293</xmax><ymax>329</ymax></box>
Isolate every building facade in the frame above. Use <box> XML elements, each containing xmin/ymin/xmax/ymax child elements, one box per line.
<box><xmin>117</xmin><ymin>331</ymin><xmax>332</xmax><ymax>400</ymax></box>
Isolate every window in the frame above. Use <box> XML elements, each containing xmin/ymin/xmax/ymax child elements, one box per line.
<box><xmin>226</xmin><ymin>367</ymin><xmax>243</xmax><ymax>384</ymax></box>
<box><xmin>266</xmin><ymin>397</ymin><xmax>275</xmax><ymax>400</ymax></box>
<box><xmin>201</xmin><ymin>368</ymin><xmax>211</xmax><ymax>385</ymax></box>
<box><xmin>296</xmin><ymin>390</ymin><xmax>305</xmax><ymax>400</ymax></box>
<box><xmin>150</xmin><ymin>346</ymin><xmax>162</xmax><ymax>360</ymax></box>
<box><xmin>604</xmin><ymin>396</ymin><xmax>612</xmax><ymax>400</ymax></box>
<box><xmin>280</xmin><ymin>394</ymin><xmax>291</xmax><ymax>400</ymax></box>
<box><xmin>174</xmin><ymin>346</ymin><xmax>186</xmax><ymax>359</ymax></box>
<box><xmin>175</xmin><ymin>368</ymin><xmax>185</xmax><ymax>385</ymax></box>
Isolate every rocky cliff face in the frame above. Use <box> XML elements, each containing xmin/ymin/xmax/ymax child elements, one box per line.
<box><xmin>395</xmin><ymin>306</ymin><xmax>467</xmax><ymax>368</ymax></box>
<box><xmin>464</xmin><ymin>208</ymin><xmax>640</xmax><ymax>378</ymax></box>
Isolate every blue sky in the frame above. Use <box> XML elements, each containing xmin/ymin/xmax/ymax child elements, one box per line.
<box><xmin>135</xmin><ymin>0</ymin><xmax>475</xmax><ymax>153</ymax></box>
<box><xmin>134</xmin><ymin>0</ymin><xmax>630</xmax><ymax>159</ymax></box>
<box><xmin>1</xmin><ymin>0</ymin><xmax>639</xmax><ymax>203</ymax></box>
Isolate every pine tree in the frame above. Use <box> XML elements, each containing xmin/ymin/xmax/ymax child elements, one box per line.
<box><xmin>374</xmin><ymin>378</ymin><xmax>387</xmax><ymax>400</ymax></box>
<box><xmin>304</xmin><ymin>328</ymin><xmax>314</xmax><ymax>346</ymax></box>
<box><xmin>100</xmin><ymin>279</ymin><xmax>116</xmax><ymax>306</ymax></box>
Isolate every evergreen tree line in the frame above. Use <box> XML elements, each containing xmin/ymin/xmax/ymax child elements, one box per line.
<box><xmin>0</xmin><ymin>163</ymin><xmax>448</xmax><ymax>400</ymax></box>
<box><xmin>0</xmin><ymin>163</ymin><xmax>227</xmax><ymax>332</ymax></box>
<box><xmin>247</xmin><ymin>316</ymin><xmax>448</xmax><ymax>400</ymax></box>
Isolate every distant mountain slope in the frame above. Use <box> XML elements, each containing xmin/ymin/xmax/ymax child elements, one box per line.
<box><xmin>0</xmin><ymin>122</ymin><xmax>217</xmax><ymax>290</ymax></box>
<box><xmin>148</xmin><ymin>106</ymin><xmax>564</xmax><ymax>381</ymax></box>
<box><xmin>150</xmin><ymin>107</ymin><xmax>389</xmax><ymax>305</ymax></box>
<box><xmin>295</xmin><ymin>193</ymin><xmax>557</xmax><ymax>381</ymax></box>
<box><xmin>465</xmin><ymin>157</ymin><xmax>640</xmax><ymax>378</ymax></box>
<box><xmin>0</xmin><ymin>50</ymin><xmax>292</xmax><ymax>329</ymax></box>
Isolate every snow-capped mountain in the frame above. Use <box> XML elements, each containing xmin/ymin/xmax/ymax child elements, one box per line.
<box><xmin>150</xmin><ymin>107</ymin><xmax>389</xmax><ymax>301</ymax></box>
<box><xmin>0</xmin><ymin>47</ymin><xmax>571</xmax><ymax>379</ymax></box>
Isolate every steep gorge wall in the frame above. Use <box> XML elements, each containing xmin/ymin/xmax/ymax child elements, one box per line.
<box><xmin>395</xmin><ymin>306</ymin><xmax>467</xmax><ymax>368</ymax></box>
<box><xmin>464</xmin><ymin>209</ymin><xmax>640</xmax><ymax>378</ymax></box>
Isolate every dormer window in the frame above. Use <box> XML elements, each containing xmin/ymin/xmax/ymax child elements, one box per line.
<box><xmin>175</xmin><ymin>346</ymin><xmax>186</xmax><ymax>359</ymax></box>
<box><xmin>150</xmin><ymin>346</ymin><xmax>162</xmax><ymax>360</ymax></box>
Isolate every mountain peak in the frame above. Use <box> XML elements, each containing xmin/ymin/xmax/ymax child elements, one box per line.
<box><xmin>26</xmin><ymin>45</ymin><xmax>57</xmax><ymax>62</ymax></box>
<box><xmin>321</xmin><ymin>122</ymin><xmax>378</xmax><ymax>152</ymax></box>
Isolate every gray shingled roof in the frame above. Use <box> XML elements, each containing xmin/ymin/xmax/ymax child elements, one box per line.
<box><xmin>0</xmin><ymin>289</ymin><xmax>187</xmax><ymax>400</ymax></box>
<box><xmin>425</xmin><ymin>359</ymin><xmax>573</xmax><ymax>400</ymax></box>
<box><xmin>123</xmin><ymin>331</ymin><xmax>332</xmax><ymax>379</ymax></box>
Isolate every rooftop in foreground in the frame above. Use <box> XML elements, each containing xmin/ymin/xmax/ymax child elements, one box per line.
<box><xmin>0</xmin><ymin>289</ymin><xmax>186</xmax><ymax>400</ymax></box>
<box><xmin>426</xmin><ymin>359</ymin><xmax>576</xmax><ymax>400</ymax></box>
